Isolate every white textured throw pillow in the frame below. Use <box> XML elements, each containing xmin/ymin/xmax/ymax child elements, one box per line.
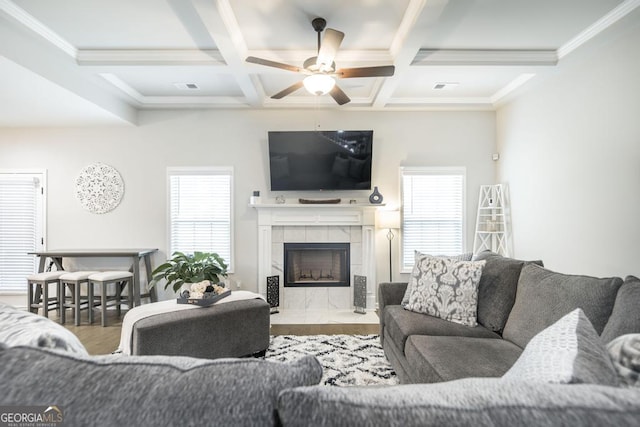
<box><xmin>404</xmin><ymin>255</ymin><xmax>485</xmax><ymax>327</ymax></box>
<box><xmin>503</xmin><ymin>309</ymin><xmax>619</xmax><ymax>386</ymax></box>
<box><xmin>401</xmin><ymin>251</ymin><xmax>473</xmax><ymax>307</ymax></box>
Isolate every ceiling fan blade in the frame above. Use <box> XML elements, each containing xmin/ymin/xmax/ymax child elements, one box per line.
<box><xmin>317</xmin><ymin>28</ymin><xmax>344</xmax><ymax>69</ymax></box>
<box><xmin>337</xmin><ymin>65</ymin><xmax>395</xmax><ymax>78</ymax></box>
<box><xmin>271</xmin><ymin>81</ymin><xmax>304</xmax><ymax>99</ymax></box>
<box><xmin>246</xmin><ymin>56</ymin><xmax>302</xmax><ymax>73</ymax></box>
<box><xmin>329</xmin><ymin>85</ymin><xmax>351</xmax><ymax>105</ymax></box>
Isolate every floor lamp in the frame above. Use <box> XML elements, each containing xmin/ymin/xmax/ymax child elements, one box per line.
<box><xmin>377</xmin><ymin>210</ymin><xmax>401</xmax><ymax>282</ymax></box>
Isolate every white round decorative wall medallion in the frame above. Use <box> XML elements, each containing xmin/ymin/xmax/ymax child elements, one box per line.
<box><xmin>75</xmin><ymin>163</ymin><xmax>124</xmax><ymax>214</ymax></box>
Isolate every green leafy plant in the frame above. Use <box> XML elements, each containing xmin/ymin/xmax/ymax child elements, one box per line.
<box><xmin>150</xmin><ymin>251</ymin><xmax>228</xmax><ymax>293</ymax></box>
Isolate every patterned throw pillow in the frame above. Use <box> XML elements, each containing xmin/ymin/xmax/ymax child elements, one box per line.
<box><xmin>503</xmin><ymin>309</ymin><xmax>619</xmax><ymax>386</ymax></box>
<box><xmin>607</xmin><ymin>334</ymin><xmax>640</xmax><ymax>387</ymax></box>
<box><xmin>0</xmin><ymin>302</ymin><xmax>88</xmax><ymax>356</ymax></box>
<box><xmin>401</xmin><ymin>251</ymin><xmax>473</xmax><ymax>307</ymax></box>
<box><xmin>404</xmin><ymin>256</ymin><xmax>485</xmax><ymax>326</ymax></box>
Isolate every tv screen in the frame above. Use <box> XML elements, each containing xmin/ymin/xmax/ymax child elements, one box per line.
<box><xmin>268</xmin><ymin>130</ymin><xmax>373</xmax><ymax>191</ymax></box>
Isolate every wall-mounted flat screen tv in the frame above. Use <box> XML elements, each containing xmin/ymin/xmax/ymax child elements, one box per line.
<box><xmin>268</xmin><ymin>130</ymin><xmax>373</xmax><ymax>191</ymax></box>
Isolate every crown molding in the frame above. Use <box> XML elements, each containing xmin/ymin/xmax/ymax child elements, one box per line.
<box><xmin>413</xmin><ymin>49</ymin><xmax>557</xmax><ymax>66</ymax></box>
<box><xmin>0</xmin><ymin>0</ymin><xmax>76</xmax><ymax>58</ymax></box>
<box><xmin>557</xmin><ymin>0</ymin><xmax>640</xmax><ymax>59</ymax></box>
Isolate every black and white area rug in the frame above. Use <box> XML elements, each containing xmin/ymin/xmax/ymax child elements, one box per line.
<box><xmin>265</xmin><ymin>334</ymin><xmax>398</xmax><ymax>386</ymax></box>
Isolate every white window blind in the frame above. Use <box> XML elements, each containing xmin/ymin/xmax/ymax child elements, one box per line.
<box><xmin>0</xmin><ymin>173</ymin><xmax>44</xmax><ymax>292</ymax></box>
<box><xmin>401</xmin><ymin>167</ymin><xmax>465</xmax><ymax>271</ymax></box>
<box><xmin>168</xmin><ymin>168</ymin><xmax>233</xmax><ymax>271</ymax></box>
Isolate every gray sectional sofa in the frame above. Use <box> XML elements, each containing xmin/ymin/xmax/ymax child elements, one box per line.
<box><xmin>379</xmin><ymin>251</ymin><xmax>638</xmax><ymax>384</ymax></box>
<box><xmin>2</xmin><ymin>252</ymin><xmax>640</xmax><ymax>426</ymax></box>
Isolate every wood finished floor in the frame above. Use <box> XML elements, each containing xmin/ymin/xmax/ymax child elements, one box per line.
<box><xmin>55</xmin><ymin>309</ymin><xmax>379</xmax><ymax>355</ymax></box>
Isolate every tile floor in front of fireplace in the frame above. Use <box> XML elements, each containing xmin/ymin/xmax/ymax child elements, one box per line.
<box><xmin>269</xmin><ymin>308</ymin><xmax>379</xmax><ymax>325</ymax></box>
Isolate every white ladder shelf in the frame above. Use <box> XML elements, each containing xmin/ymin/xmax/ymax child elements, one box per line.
<box><xmin>473</xmin><ymin>184</ymin><xmax>510</xmax><ymax>256</ymax></box>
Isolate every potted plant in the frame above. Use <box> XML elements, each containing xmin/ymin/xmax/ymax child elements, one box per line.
<box><xmin>150</xmin><ymin>251</ymin><xmax>228</xmax><ymax>293</ymax></box>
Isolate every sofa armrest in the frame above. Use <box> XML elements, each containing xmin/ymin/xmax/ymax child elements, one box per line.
<box><xmin>378</xmin><ymin>282</ymin><xmax>408</xmax><ymax>344</ymax></box>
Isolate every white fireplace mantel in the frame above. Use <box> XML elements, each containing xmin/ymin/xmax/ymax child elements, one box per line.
<box><xmin>252</xmin><ymin>203</ymin><xmax>380</xmax><ymax>310</ymax></box>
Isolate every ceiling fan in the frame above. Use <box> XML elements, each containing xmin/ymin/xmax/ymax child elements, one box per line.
<box><xmin>246</xmin><ymin>17</ymin><xmax>395</xmax><ymax>105</ymax></box>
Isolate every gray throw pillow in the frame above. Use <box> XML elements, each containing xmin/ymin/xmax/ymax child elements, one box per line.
<box><xmin>601</xmin><ymin>275</ymin><xmax>640</xmax><ymax>343</ymax></box>
<box><xmin>503</xmin><ymin>309</ymin><xmax>619</xmax><ymax>386</ymax></box>
<box><xmin>405</xmin><ymin>256</ymin><xmax>485</xmax><ymax>327</ymax></box>
<box><xmin>607</xmin><ymin>333</ymin><xmax>640</xmax><ymax>387</ymax></box>
<box><xmin>472</xmin><ymin>251</ymin><xmax>543</xmax><ymax>334</ymax></box>
<box><xmin>502</xmin><ymin>264</ymin><xmax>623</xmax><ymax>348</ymax></box>
<box><xmin>0</xmin><ymin>302</ymin><xmax>88</xmax><ymax>356</ymax></box>
<box><xmin>401</xmin><ymin>251</ymin><xmax>473</xmax><ymax>307</ymax></box>
<box><xmin>0</xmin><ymin>345</ymin><xmax>322</xmax><ymax>426</ymax></box>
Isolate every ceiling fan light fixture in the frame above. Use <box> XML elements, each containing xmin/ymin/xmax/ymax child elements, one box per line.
<box><xmin>303</xmin><ymin>74</ymin><xmax>335</xmax><ymax>96</ymax></box>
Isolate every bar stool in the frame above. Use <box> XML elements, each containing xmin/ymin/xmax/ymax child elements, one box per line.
<box><xmin>27</xmin><ymin>271</ymin><xmax>66</xmax><ymax>318</ymax></box>
<box><xmin>88</xmin><ymin>271</ymin><xmax>134</xmax><ymax>327</ymax></box>
<box><xmin>59</xmin><ymin>271</ymin><xmax>100</xmax><ymax>326</ymax></box>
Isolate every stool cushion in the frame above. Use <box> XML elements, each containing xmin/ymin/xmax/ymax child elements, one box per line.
<box><xmin>60</xmin><ymin>271</ymin><xmax>101</xmax><ymax>281</ymax></box>
<box><xmin>27</xmin><ymin>271</ymin><xmax>66</xmax><ymax>281</ymax></box>
<box><xmin>89</xmin><ymin>271</ymin><xmax>133</xmax><ymax>281</ymax></box>
<box><xmin>0</xmin><ymin>302</ymin><xmax>88</xmax><ymax>356</ymax></box>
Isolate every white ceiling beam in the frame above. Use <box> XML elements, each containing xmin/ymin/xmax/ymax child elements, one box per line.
<box><xmin>77</xmin><ymin>49</ymin><xmax>225</xmax><ymax>66</ymax></box>
<box><xmin>372</xmin><ymin>0</ymin><xmax>431</xmax><ymax>108</ymax></box>
<box><xmin>413</xmin><ymin>49</ymin><xmax>557</xmax><ymax>66</ymax></box>
<box><xmin>177</xmin><ymin>0</ymin><xmax>262</xmax><ymax>107</ymax></box>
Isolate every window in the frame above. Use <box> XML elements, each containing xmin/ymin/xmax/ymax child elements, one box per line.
<box><xmin>401</xmin><ymin>167</ymin><xmax>466</xmax><ymax>272</ymax></box>
<box><xmin>168</xmin><ymin>167</ymin><xmax>233</xmax><ymax>272</ymax></box>
<box><xmin>0</xmin><ymin>171</ymin><xmax>45</xmax><ymax>293</ymax></box>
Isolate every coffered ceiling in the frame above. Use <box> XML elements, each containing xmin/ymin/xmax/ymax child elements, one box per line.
<box><xmin>0</xmin><ymin>0</ymin><xmax>638</xmax><ymax>126</ymax></box>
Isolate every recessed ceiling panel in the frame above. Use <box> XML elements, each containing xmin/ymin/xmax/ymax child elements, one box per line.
<box><xmin>419</xmin><ymin>0</ymin><xmax>624</xmax><ymax>49</ymax></box>
<box><xmin>108</xmin><ymin>67</ymin><xmax>243</xmax><ymax>97</ymax></box>
<box><xmin>393</xmin><ymin>66</ymin><xmax>541</xmax><ymax>98</ymax></box>
<box><xmin>231</xmin><ymin>0</ymin><xmax>410</xmax><ymax>50</ymax></box>
<box><xmin>17</xmin><ymin>0</ymin><xmax>216</xmax><ymax>49</ymax></box>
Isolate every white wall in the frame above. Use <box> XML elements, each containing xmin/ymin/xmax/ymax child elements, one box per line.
<box><xmin>0</xmin><ymin>109</ymin><xmax>495</xmax><ymax>302</ymax></box>
<box><xmin>496</xmin><ymin>10</ymin><xmax>640</xmax><ymax>277</ymax></box>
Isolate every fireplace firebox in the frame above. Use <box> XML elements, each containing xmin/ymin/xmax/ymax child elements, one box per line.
<box><xmin>284</xmin><ymin>243</ymin><xmax>350</xmax><ymax>287</ymax></box>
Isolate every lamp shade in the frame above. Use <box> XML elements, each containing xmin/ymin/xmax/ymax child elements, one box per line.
<box><xmin>303</xmin><ymin>74</ymin><xmax>336</xmax><ymax>95</ymax></box>
<box><xmin>377</xmin><ymin>210</ymin><xmax>400</xmax><ymax>229</ymax></box>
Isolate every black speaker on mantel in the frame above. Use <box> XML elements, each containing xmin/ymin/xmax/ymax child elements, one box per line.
<box><xmin>266</xmin><ymin>275</ymin><xmax>280</xmax><ymax>314</ymax></box>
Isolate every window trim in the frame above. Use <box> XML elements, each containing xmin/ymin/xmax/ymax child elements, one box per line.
<box><xmin>399</xmin><ymin>166</ymin><xmax>467</xmax><ymax>274</ymax></box>
<box><xmin>0</xmin><ymin>169</ymin><xmax>47</xmax><ymax>295</ymax></box>
<box><xmin>166</xmin><ymin>166</ymin><xmax>234</xmax><ymax>274</ymax></box>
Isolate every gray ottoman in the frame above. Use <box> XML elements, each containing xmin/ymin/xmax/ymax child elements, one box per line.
<box><xmin>131</xmin><ymin>298</ymin><xmax>270</xmax><ymax>359</ymax></box>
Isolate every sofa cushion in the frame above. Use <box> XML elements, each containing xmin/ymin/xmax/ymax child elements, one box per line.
<box><xmin>601</xmin><ymin>275</ymin><xmax>640</xmax><ymax>343</ymax></box>
<box><xmin>0</xmin><ymin>302</ymin><xmax>88</xmax><ymax>356</ymax></box>
<box><xmin>383</xmin><ymin>305</ymin><xmax>500</xmax><ymax>354</ymax></box>
<box><xmin>405</xmin><ymin>335</ymin><xmax>522</xmax><ymax>383</ymax></box>
<box><xmin>503</xmin><ymin>309</ymin><xmax>619</xmax><ymax>386</ymax></box>
<box><xmin>277</xmin><ymin>378</ymin><xmax>640</xmax><ymax>427</ymax></box>
<box><xmin>0</xmin><ymin>345</ymin><xmax>322</xmax><ymax>426</ymax></box>
<box><xmin>473</xmin><ymin>251</ymin><xmax>543</xmax><ymax>334</ymax></box>
<box><xmin>401</xmin><ymin>251</ymin><xmax>473</xmax><ymax>307</ymax></box>
<box><xmin>405</xmin><ymin>256</ymin><xmax>485</xmax><ymax>326</ymax></box>
<box><xmin>502</xmin><ymin>264</ymin><xmax>622</xmax><ymax>348</ymax></box>
<box><xmin>607</xmin><ymin>334</ymin><xmax>640</xmax><ymax>387</ymax></box>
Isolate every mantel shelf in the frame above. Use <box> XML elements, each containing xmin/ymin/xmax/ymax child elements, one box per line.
<box><xmin>250</xmin><ymin>203</ymin><xmax>384</xmax><ymax>209</ymax></box>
